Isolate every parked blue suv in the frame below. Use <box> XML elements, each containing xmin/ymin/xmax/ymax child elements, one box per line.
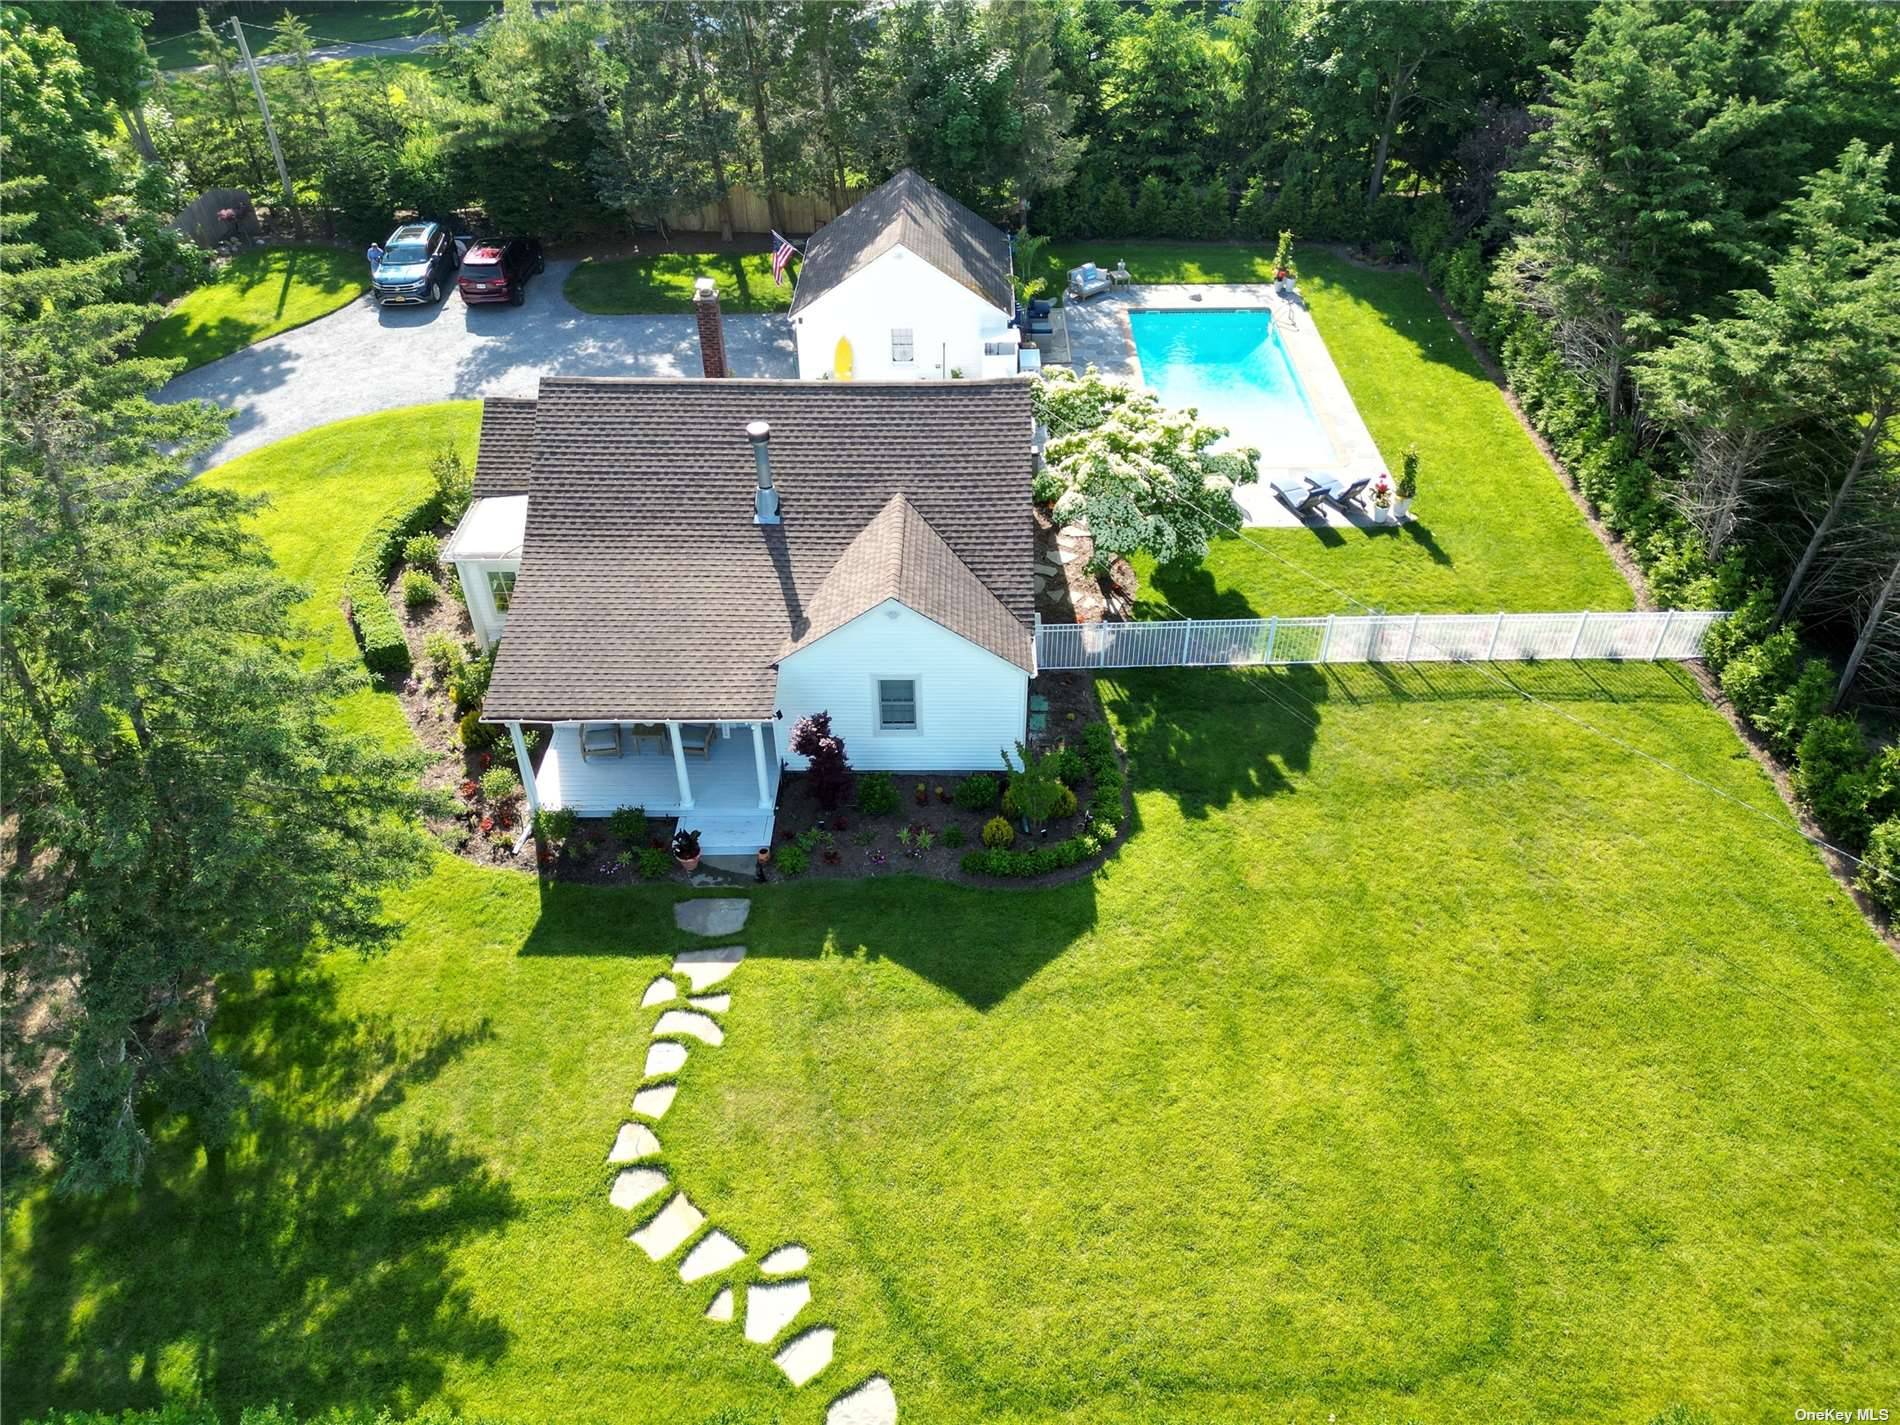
<box><xmin>372</xmin><ymin>221</ymin><xmax>460</xmax><ymax>306</ymax></box>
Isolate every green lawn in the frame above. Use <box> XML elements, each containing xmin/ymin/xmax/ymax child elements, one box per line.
<box><xmin>138</xmin><ymin>246</ymin><xmax>371</xmax><ymax>371</ymax></box>
<box><xmin>202</xmin><ymin>401</ymin><xmax>480</xmax><ymax>743</ymax></box>
<box><xmin>144</xmin><ymin>2</ymin><xmax>497</xmax><ymax>70</ymax></box>
<box><xmin>563</xmin><ymin>252</ymin><xmax>794</xmax><ymax>315</ymax></box>
<box><xmin>7</xmin><ymin>264</ymin><xmax>1897</xmax><ymax>1421</ymax></box>
<box><xmin>1048</xmin><ymin>242</ymin><xmax>1634</xmax><ymax>619</ymax></box>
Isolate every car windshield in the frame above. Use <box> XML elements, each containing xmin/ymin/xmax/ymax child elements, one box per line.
<box><xmin>381</xmin><ymin>244</ymin><xmax>428</xmax><ymax>265</ymax></box>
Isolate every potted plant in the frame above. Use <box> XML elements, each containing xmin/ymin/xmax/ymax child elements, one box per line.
<box><xmin>673</xmin><ymin>828</ymin><xmax>702</xmax><ymax>872</ymax></box>
<box><xmin>1370</xmin><ymin>477</ymin><xmax>1396</xmax><ymax>525</ymax></box>
<box><xmin>755</xmin><ymin>845</ymin><xmax>771</xmax><ymax>882</ymax></box>
<box><xmin>1272</xmin><ymin>229</ymin><xmax>1298</xmax><ymax>297</ymax></box>
<box><xmin>1395</xmin><ymin>443</ymin><xmax>1418</xmax><ymax>522</ymax></box>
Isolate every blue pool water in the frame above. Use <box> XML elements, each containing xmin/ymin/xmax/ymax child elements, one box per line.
<box><xmin>1128</xmin><ymin>308</ymin><xmax>1335</xmax><ymax>467</ymax></box>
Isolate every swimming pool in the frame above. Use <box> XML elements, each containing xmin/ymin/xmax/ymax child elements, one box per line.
<box><xmin>1128</xmin><ymin>308</ymin><xmax>1335</xmax><ymax>467</ymax></box>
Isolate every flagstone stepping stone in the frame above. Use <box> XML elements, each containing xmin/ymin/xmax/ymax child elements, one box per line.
<box><xmin>679</xmin><ymin>1229</ymin><xmax>746</xmax><ymax>1283</ymax></box>
<box><xmin>774</xmin><ymin>1326</ymin><xmax>835</xmax><ymax>1387</ymax></box>
<box><xmin>644</xmin><ymin>1040</ymin><xmax>689</xmax><ymax>1078</ymax></box>
<box><xmin>652</xmin><ymin>1009</ymin><xmax>724</xmax><ymax>1046</ymax></box>
<box><xmin>743</xmin><ymin>1278</ymin><xmax>811</xmax><ymax>1343</ymax></box>
<box><xmin>759</xmin><ymin>1244</ymin><xmax>810</xmax><ymax>1275</ymax></box>
<box><xmin>630</xmin><ymin>1192</ymin><xmax>704</xmax><ymax>1260</ymax></box>
<box><xmin>826</xmin><ymin>1376</ymin><xmax>897</xmax><ymax>1425</ymax></box>
<box><xmin>640</xmin><ymin>976</ymin><xmax>677</xmax><ymax>1008</ymax></box>
<box><xmin>632</xmin><ymin>1084</ymin><xmax>677</xmax><ymax>1120</ymax></box>
<box><xmin>706</xmin><ymin>1286</ymin><xmax>734</xmax><ymax>1323</ymax></box>
<box><xmin>672</xmin><ymin>944</ymin><xmax>745</xmax><ymax>991</ymax></box>
<box><xmin>674</xmin><ymin>899</ymin><xmax>751</xmax><ymax>937</ymax></box>
<box><xmin>608</xmin><ymin>1122</ymin><xmax>660</xmax><ymax>1163</ymax></box>
<box><xmin>609</xmin><ymin>1167</ymin><xmax>668</xmax><ymax>1212</ymax></box>
<box><xmin>687</xmin><ymin>993</ymin><xmax>731</xmax><ymax>1013</ymax></box>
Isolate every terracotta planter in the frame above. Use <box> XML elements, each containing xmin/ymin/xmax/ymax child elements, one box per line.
<box><xmin>676</xmin><ymin>854</ymin><xmax>701</xmax><ymax>873</ymax></box>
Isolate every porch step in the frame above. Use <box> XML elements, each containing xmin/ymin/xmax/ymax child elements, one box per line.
<box><xmin>676</xmin><ymin>810</ymin><xmax>776</xmax><ymax>857</ymax></box>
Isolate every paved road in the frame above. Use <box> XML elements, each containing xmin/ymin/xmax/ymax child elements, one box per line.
<box><xmin>160</xmin><ymin>259</ymin><xmax>797</xmax><ymax>469</ymax></box>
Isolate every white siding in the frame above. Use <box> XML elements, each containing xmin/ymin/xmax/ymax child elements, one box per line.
<box><xmin>774</xmin><ymin>599</ymin><xmax>1029</xmax><ymax>772</ymax></box>
<box><xmin>793</xmin><ymin>244</ymin><xmax>1018</xmax><ymax>381</ymax></box>
<box><xmin>453</xmin><ymin>557</ymin><xmax>519</xmax><ymax>649</ymax></box>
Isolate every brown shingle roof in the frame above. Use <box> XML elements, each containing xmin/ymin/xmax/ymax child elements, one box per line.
<box><xmin>473</xmin><ymin>397</ymin><xmax>536</xmax><ymax>496</ymax></box>
<box><xmin>788</xmin><ymin>169</ymin><xmax>1013</xmax><ymax>318</ymax></box>
<box><xmin>788</xmin><ymin>493</ymin><xmax>1033</xmax><ymax>673</ymax></box>
<box><xmin>482</xmin><ymin>377</ymin><xmax>1034</xmax><ymax>723</ymax></box>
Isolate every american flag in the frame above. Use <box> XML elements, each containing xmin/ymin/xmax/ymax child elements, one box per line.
<box><xmin>770</xmin><ymin>231</ymin><xmax>798</xmax><ymax>286</ymax></box>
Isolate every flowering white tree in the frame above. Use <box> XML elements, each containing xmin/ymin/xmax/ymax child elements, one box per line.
<box><xmin>1031</xmin><ymin>366</ymin><xmax>1258</xmax><ymax>573</ymax></box>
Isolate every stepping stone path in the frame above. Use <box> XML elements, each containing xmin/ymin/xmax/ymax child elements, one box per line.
<box><xmin>774</xmin><ymin>1326</ymin><xmax>835</xmax><ymax>1387</ymax></box>
<box><xmin>744</xmin><ymin>1278</ymin><xmax>812</xmax><ymax>1343</ymax></box>
<box><xmin>759</xmin><ymin>1244</ymin><xmax>810</xmax><ymax>1275</ymax></box>
<box><xmin>610</xmin><ymin>1167</ymin><xmax>669</xmax><ymax>1212</ymax></box>
<box><xmin>680</xmin><ymin>1229</ymin><xmax>746</xmax><ymax>1283</ymax></box>
<box><xmin>644</xmin><ymin>1040</ymin><xmax>689</xmax><ymax>1078</ymax></box>
<box><xmin>608</xmin><ymin>1122</ymin><xmax>660</xmax><ymax>1163</ymax></box>
<box><xmin>630</xmin><ymin>1192</ymin><xmax>704</xmax><ymax>1260</ymax></box>
<box><xmin>596</xmin><ymin>900</ymin><xmax>896</xmax><ymax>1419</ymax></box>
<box><xmin>826</xmin><ymin>1376</ymin><xmax>898</xmax><ymax>1425</ymax></box>
<box><xmin>675</xmin><ymin>898</ymin><xmax>751</xmax><ymax>937</ymax></box>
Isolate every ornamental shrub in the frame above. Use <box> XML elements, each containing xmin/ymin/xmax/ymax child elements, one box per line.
<box><xmin>981</xmin><ymin>816</ymin><xmax>1015</xmax><ymax>848</ymax></box>
<box><xmin>1758</xmin><ymin>658</ymin><xmax>1835</xmax><ymax>756</ymax></box>
<box><xmin>457</xmin><ymin>709</ymin><xmax>499</xmax><ymax>750</ymax></box>
<box><xmin>856</xmin><ymin>770</ymin><xmax>900</xmax><ymax>816</ymax></box>
<box><xmin>942</xmin><ymin>824</ymin><xmax>966</xmax><ymax>848</ymax></box>
<box><xmin>1050</xmin><ymin>746</ymin><xmax>1087</xmax><ymax>787</ymax></box>
<box><xmin>1053</xmin><ymin>785</ymin><xmax>1078</xmax><ymax>818</ymax></box>
<box><xmin>343</xmin><ymin>488</ymin><xmax>442</xmax><ymax>678</ymax></box>
<box><xmin>479</xmin><ymin>766</ymin><xmax>520</xmax><ymax>803</ymax></box>
<box><xmin>775</xmin><ymin>842</ymin><xmax>809</xmax><ymax>877</ymax></box>
<box><xmin>403</xmin><ymin>532</ymin><xmax>442</xmax><ymax>567</ymax></box>
<box><xmin>533</xmin><ymin>807</ymin><xmax>578</xmax><ymax>842</ymax></box>
<box><xmin>449</xmin><ymin>644</ymin><xmax>496</xmax><ymax>715</ymax></box>
<box><xmin>789</xmin><ymin>710</ymin><xmax>854</xmax><ymax>809</ymax></box>
<box><xmin>423</xmin><ymin>631</ymin><xmax>465</xmax><ymax>682</ymax></box>
<box><xmin>1857</xmin><ymin>817</ymin><xmax>1900</xmax><ymax>910</ymax></box>
<box><xmin>1794</xmin><ymin>715</ymin><xmax>1875</xmax><ymax>846</ymax></box>
<box><xmin>1001</xmin><ymin>741</ymin><xmax>1065</xmax><ymax>829</ymax></box>
<box><xmin>608</xmin><ymin>805</ymin><xmax>648</xmax><ymax>844</ymax></box>
<box><xmin>638</xmin><ymin>846</ymin><xmax>673</xmax><ymax>878</ymax></box>
<box><xmin>954</xmin><ymin>773</ymin><xmax>999</xmax><ymax>810</ymax></box>
<box><xmin>1719</xmin><ymin>627</ymin><xmax>1803</xmax><ymax>726</ymax></box>
<box><xmin>431</xmin><ymin>444</ymin><xmax>474</xmax><ymax>524</ymax></box>
<box><xmin>402</xmin><ymin>569</ymin><xmax>441</xmax><ymax>608</ymax></box>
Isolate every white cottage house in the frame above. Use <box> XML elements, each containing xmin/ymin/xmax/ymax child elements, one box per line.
<box><xmin>790</xmin><ymin>169</ymin><xmax>1022</xmax><ymax>382</ymax></box>
<box><xmin>443</xmin><ymin>378</ymin><xmax>1037</xmax><ymax>855</ymax></box>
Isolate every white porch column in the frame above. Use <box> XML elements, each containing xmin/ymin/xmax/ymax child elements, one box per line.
<box><xmin>507</xmin><ymin>720</ymin><xmax>542</xmax><ymax>819</ymax></box>
<box><xmin>667</xmin><ymin>721</ymin><xmax>695</xmax><ymax>809</ymax></box>
<box><xmin>751</xmin><ymin>721</ymin><xmax>772</xmax><ymax>809</ymax></box>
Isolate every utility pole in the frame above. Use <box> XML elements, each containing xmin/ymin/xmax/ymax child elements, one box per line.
<box><xmin>229</xmin><ymin>17</ymin><xmax>294</xmax><ymax>209</ymax></box>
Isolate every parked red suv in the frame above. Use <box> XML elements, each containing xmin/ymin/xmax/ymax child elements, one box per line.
<box><xmin>457</xmin><ymin>238</ymin><xmax>545</xmax><ymax>306</ymax></box>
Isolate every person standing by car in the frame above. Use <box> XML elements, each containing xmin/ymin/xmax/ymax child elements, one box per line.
<box><xmin>366</xmin><ymin>239</ymin><xmax>384</xmax><ymax>271</ymax></box>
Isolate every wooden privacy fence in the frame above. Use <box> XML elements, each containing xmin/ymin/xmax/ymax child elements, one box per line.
<box><xmin>1035</xmin><ymin>609</ymin><xmax>1729</xmax><ymax>671</ymax></box>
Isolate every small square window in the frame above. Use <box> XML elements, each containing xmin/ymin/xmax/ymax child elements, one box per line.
<box><xmin>486</xmin><ymin>569</ymin><xmax>516</xmax><ymax>612</ymax></box>
<box><xmin>890</xmin><ymin>328</ymin><xmax>914</xmax><ymax>364</ymax></box>
<box><xmin>877</xmin><ymin>678</ymin><xmax>917</xmax><ymax>731</ymax></box>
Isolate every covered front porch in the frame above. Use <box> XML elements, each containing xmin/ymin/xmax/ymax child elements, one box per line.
<box><xmin>506</xmin><ymin>719</ymin><xmax>782</xmax><ymax>855</ymax></box>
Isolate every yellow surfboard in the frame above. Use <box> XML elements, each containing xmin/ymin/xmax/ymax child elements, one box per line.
<box><xmin>833</xmin><ymin>336</ymin><xmax>854</xmax><ymax>382</ymax></box>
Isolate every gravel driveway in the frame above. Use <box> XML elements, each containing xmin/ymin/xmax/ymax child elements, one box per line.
<box><xmin>160</xmin><ymin>258</ymin><xmax>796</xmax><ymax>469</ymax></box>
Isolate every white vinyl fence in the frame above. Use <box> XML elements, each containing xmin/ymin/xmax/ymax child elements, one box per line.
<box><xmin>1035</xmin><ymin>609</ymin><xmax>1727</xmax><ymax>671</ymax></box>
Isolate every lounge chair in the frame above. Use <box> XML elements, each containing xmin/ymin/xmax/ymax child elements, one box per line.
<box><xmin>1312</xmin><ymin>474</ymin><xmax>1371</xmax><ymax>511</ymax></box>
<box><xmin>580</xmin><ymin>723</ymin><xmax>624</xmax><ymax>762</ymax></box>
<box><xmin>676</xmin><ymin>723</ymin><xmax>715</xmax><ymax>759</ymax></box>
<box><xmin>1268</xmin><ymin>475</ymin><xmax>1326</xmax><ymax>517</ymax></box>
<box><xmin>1067</xmin><ymin>264</ymin><xmax>1112</xmax><ymax>301</ymax></box>
<box><xmin>1015</xmin><ymin>301</ymin><xmax>1053</xmax><ymax>335</ymax></box>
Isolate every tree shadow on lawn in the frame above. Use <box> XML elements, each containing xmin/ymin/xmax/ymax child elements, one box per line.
<box><xmin>2</xmin><ymin>970</ymin><xmax>515</xmax><ymax>1421</ymax></box>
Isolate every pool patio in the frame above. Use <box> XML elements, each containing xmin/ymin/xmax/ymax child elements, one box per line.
<box><xmin>1060</xmin><ymin>284</ymin><xmax>1386</xmax><ymax>529</ymax></box>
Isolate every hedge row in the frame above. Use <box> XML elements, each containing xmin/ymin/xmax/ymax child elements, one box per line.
<box><xmin>1408</xmin><ymin>210</ymin><xmax>1899</xmax><ymax>915</ymax></box>
<box><xmin>961</xmin><ymin>721</ymin><xmax>1129</xmax><ymax>879</ymax></box>
<box><xmin>344</xmin><ymin>491</ymin><xmax>443</xmax><ymax>680</ymax></box>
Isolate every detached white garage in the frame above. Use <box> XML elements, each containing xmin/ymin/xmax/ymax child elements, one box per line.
<box><xmin>790</xmin><ymin>169</ymin><xmax>1022</xmax><ymax>383</ymax></box>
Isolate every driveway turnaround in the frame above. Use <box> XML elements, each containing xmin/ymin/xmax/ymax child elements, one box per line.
<box><xmin>160</xmin><ymin>258</ymin><xmax>797</xmax><ymax>469</ymax></box>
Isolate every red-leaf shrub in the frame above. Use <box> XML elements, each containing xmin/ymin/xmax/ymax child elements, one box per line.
<box><xmin>789</xmin><ymin>711</ymin><xmax>854</xmax><ymax>809</ymax></box>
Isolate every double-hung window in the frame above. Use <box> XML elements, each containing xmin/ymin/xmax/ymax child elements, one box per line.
<box><xmin>486</xmin><ymin>568</ymin><xmax>517</xmax><ymax>613</ymax></box>
<box><xmin>890</xmin><ymin>328</ymin><xmax>915</xmax><ymax>365</ymax></box>
<box><xmin>876</xmin><ymin>678</ymin><xmax>917</xmax><ymax>732</ymax></box>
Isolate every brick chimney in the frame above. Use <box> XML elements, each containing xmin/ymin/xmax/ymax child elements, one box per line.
<box><xmin>693</xmin><ymin>276</ymin><xmax>728</xmax><ymax>379</ymax></box>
